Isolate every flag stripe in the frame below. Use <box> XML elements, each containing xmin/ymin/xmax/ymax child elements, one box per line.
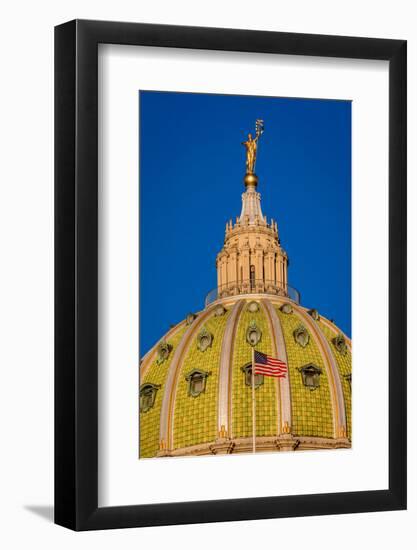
<box><xmin>255</xmin><ymin>365</ymin><xmax>287</xmax><ymax>372</ymax></box>
<box><xmin>253</xmin><ymin>350</ymin><xmax>287</xmax><ymax>378</ymax></box>
<box><xmin>254</xmin><ymin>371</ymin><xmax>286</xmax><ymax>377</ymax></box>
<box><xmin>258</xmin><ymin>358</ymin><xmax>284</xmax><ymax>365</ymax></box>
<box><xmin>254</xmin><ymin>367</ymin><xmax>286</xmax><ymax>374</ymax></box>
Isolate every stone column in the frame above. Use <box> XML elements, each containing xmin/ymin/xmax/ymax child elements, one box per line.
<box><xmin>256</xmin><ymin>251</ymin><xmax>263</xmax><ymax>280</ymax></box>
<box><xmin>276</xmin><ymin>253</ymin><xmax>284</xmax><ymax>289</ymax></box>
<box><xmin>218</xmin><ymin>255</ymin><xmax>228</xmax><ymax>296</ymax></box>
<box><xmin>274</xmin><ymin>254</ymin><xmax>280</xmax><ymax>287</ymax></box>
<box><xmin>241</xmin><ymin>244</ymin><xmax>250</xmax><ymax>292</ymax></box>
<box><xmin>264</xmin><ymin>251</ymin><xmax>271</xmax><ymax>283</ymax></box>
<box><xmin>228</xmin><ymin>249</ymin><xmax>238</xmax><ymax>293</ymax></box>
<box><xmin>283</xmin><ymin>256</ymin><xmax>288</xmax><ymax>293</ymax></box>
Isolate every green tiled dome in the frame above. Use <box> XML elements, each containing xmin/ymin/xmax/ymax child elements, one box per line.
<box><xmin>139</xmin><ymin>296</ymin><xmax>351</xmax><ymax>458</ymax></box>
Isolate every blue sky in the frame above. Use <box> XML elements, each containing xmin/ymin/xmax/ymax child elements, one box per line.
<box><xmin>140</xmin><ymin>91</ymin><xmax>351</xmax><ymax>355</ymax></box>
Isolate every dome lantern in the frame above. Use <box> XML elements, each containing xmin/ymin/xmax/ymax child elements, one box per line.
<box><xmin>215</xmin><ymin>120</ymin><xmax>290</xmax><ymax>302</ymax></box>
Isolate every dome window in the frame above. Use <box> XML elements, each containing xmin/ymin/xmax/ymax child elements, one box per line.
<box><xmin>241</xmin><ymin>363</ymin><xmax>264</xmax><ymax>389</ymax></box>
<box><xmin>185</xmin><ymin>369</ymin><xmax>211</xmax><ymax>397</ymax></box>
<box><xmin>196</xmin><ymin>326</ymin><xmax>214</xmax><ymax>352</ymax></box>
<box><xmin>293</xmin><ymin>324</ymin><xmax>310</xmax><ymax>348</ymax></box>
<box><xmin>156</xmin><ymin>340</ymin><xmax>172</xmax><ymax>365</ymax></box>
<box><xmin>139</xmin><ymin>383</ymin><xmax>161</xmax><ymax>413</ymax></box>
<box><xmin>298</xmin><ymin>363</ymin><xmax>322</xmax><ymax>390</ymax></box>
<box><xmin>332</xmin><ymin>333</ymin><xmax>348</xmax><ymax>355</ymax></box>
<box><xmin>308</xmin><ymin>309</ymin><xmax>320</xmax><ymax>321</ymax></box>
<box><xmin>246</xmin><ymin>320</ymin><xmax>262</xmax><ymax>346</ymax></box>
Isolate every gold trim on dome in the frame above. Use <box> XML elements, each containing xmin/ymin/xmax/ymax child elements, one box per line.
<box><xmin>218</xmin><ymin>425</ymin><xmax>227</xmax><ymax>438</ymax></box>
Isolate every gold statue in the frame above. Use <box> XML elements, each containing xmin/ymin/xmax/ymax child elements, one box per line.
<box><xmin>242</xmin><ymin>119</ymin><xmax>264</xmax><ymax>174</ymax></box>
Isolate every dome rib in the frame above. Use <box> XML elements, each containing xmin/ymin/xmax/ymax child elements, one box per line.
<box><xmin>140</xmin><ymin>324</ymin><xmax>188</xmax><ymax>458</ymax></box>
<box><xmin>173</xmin><ymin>311</ymin><xmax>230</xmax><ymax>450</ymax></box>
<box><xmin>217</xmin><ymin>300</ymin><xmax>244</xmax><ymax>439</ymax></box>
<box><xmin>260</xmin><ymin>300</ymin><xmax>282</xmax><ymax>436</ymax></box>
<box><xmin>318</xmin><ymin>318</ymin><xmax>352</xmax><ymax>440</ymax></box>
<box><xmin>158</xmin><ymin>306</ymin><xmax>216</xmax><ymax>454</ymax></box>
<box><xmin>293</xmin><ymin>305</ymin><xmax>347</xmax><ymax>439</ymax></box>
<box><xmin>230</xmin><ymin>302</ymin><xmax>277</xmax><ymax>441</ymax></box>
<box><xmin>262</xmin><ymin>300</ymin><xmax>292</xmax><ymax>435</ymax></box>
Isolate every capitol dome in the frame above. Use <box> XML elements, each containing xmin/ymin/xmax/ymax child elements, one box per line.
<box><xmin>139</xmin><ymin>125</ymin><xmax>351</xmax><ymax>458</ymax></box>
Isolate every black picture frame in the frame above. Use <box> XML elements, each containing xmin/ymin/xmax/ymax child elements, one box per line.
<box><xmin>55</xmin><ymin>19</ymin><xmax>407</xmax><ymax>531</ymax></box>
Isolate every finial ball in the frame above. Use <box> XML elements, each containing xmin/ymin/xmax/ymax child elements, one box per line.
<box><xmin>244</xmin><ymin>173</ymin><xmax>258</xmax><ymax>187</ymax></box>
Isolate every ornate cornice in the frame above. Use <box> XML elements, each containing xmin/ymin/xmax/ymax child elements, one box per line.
<box><xmin>161</xmin><ymin>434</ymin><xmax>351</xmax><ymax>457</ymax></box>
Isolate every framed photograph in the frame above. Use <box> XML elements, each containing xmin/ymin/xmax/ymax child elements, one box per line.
<box><xmin>55</xmin><ymin>20</ymin><xmax>406</xmax><ymax>530</ymax></box>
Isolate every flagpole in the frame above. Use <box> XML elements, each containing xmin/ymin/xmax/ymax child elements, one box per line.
<box><xmin>252</xmin><ymin>347</ymin><xmax>256</xmax><ymax>454</ymax></box>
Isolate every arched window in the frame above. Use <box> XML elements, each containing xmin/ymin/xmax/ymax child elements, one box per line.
<box><xmin>241</xmin><ymin>363</ymin><xmax>264</xmax><ymax>389</ymax></box>
<box><xmin>298</xmin><ymin>364</ymin><xmax>322</xmax><ymax>390</ymax></box>
<box><xmin>139</xmin><ymin>383</ymin><xmax>161</xmax><ymax>413</ymax></box>
<box><xmin>185</xmin><ymin>369</ymin><xmax>211</xmax><ymax>397</ymax></box>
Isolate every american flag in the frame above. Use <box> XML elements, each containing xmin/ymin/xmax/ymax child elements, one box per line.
<box><xmin>254</xmin><ymin>350</ymin><xmax>287</xmax><ymax>378</ymax></box>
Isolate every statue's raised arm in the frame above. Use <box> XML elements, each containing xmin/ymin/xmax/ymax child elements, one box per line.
<box><xmin>242</xmin><ymin>119</ymin><xmax>264</xmax><ymax>175</ymax></box>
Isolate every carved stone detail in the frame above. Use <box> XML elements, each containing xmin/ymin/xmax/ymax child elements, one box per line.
<box><xmin>139</xmin><ymin>383</ymin><xmax>161</xmax><ymax>413</ymax></box>
<box><xmin>156</xmin><ymin>340</ymin><xmax>172</xmax><ymax>365</ymax></box>
<box><xmin>186</xmin><ymin>312</ymin><xmax>197</xmax><ymax>325</ymax></box>
<box><xmin>332</xmin><ymin>333</ymin><xmax>348</xmax><ymax>355</ymax></box>
<box><xmin>196</xmin><ymin>326</ymin><xmax>214</xmax><ymax>352</ymax></box>
<box><xmin>246</xmin><ymin>320</ymin><xmax>262</xmax><ymax>346</ymax></box>
<box><xmin>293</xmin><ymin>324</ymin><xmax>310</xmax><ymax>348</ymax></box>
<box><xmin>247</xmin><ymin>300</ymin><xmax>260</xmax><ymax>313</ymax></box>
<box><xmin>275</xmin><ymin>433</ymin><xmax>299</xmax><ymax>451</ymax></box>
<box><xmin>280</xmin><ymin>302</ymin><xmax>293</xmax><ymax>314</ymax></box>
<box><xmin>308</xmin><ymin>308</ymin><xmax>320</xmax><ymax>321</ymax></box>
<box><xmin>209</xmin><ymin>438</ymin><xmax>235</xmax><ymax>455</ymax></box>
<box><xmin>214</xmin><ymin>304</ymin><xmax>227</xmax><ymax>317</ymax></box>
